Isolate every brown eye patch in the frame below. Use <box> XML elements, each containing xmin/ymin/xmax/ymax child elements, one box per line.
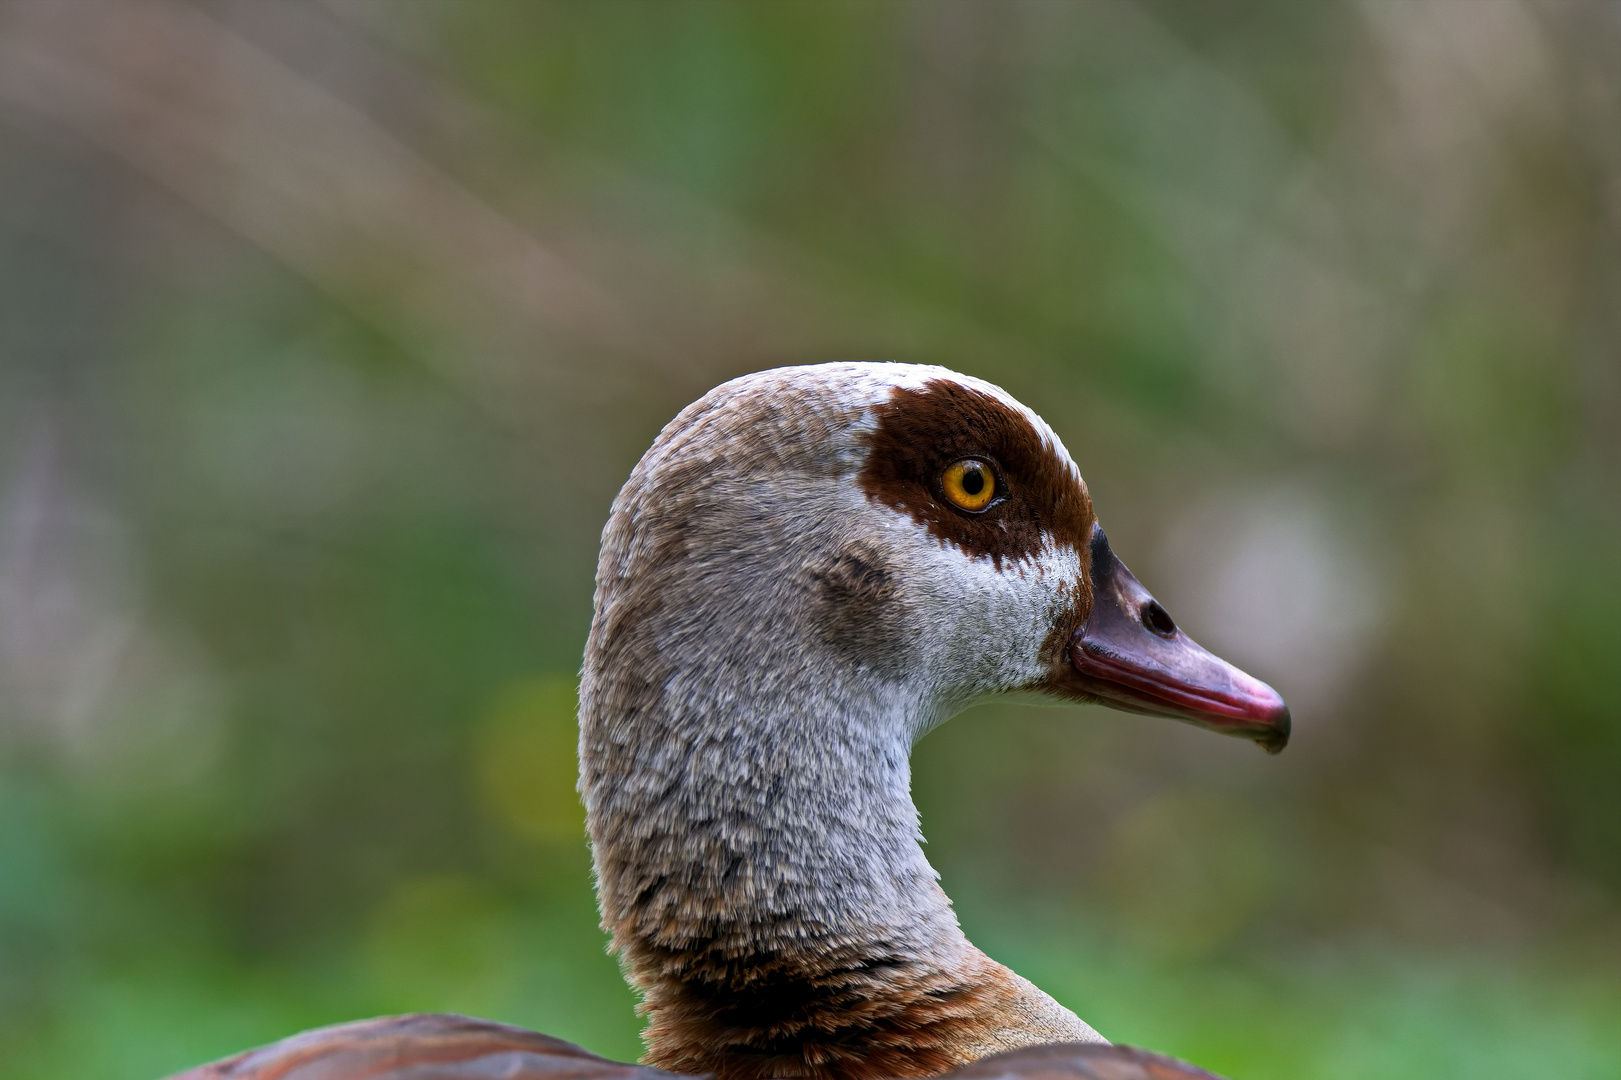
<box><xmin>857</xmin><ymin>378</ymin><xmax>1095</xmax><ymax>570</ymax></box>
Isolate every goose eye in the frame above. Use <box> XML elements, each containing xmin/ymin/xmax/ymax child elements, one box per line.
<box><xmin>941</xmin><ymin>458</ymin><xmax>999</xmax><ymax>512</ymax></box>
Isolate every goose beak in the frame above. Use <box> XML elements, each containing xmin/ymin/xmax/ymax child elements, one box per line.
<box><xmin>1061</xmin><ymin>523</ymin><xmax>1291</xmax><ymax>754</ymax></box>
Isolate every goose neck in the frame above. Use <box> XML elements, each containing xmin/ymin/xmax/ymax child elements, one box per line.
<box><xmin>582</xmin><ymin>662</ymin><xmax>969</xmax><ymax>969</ymax></box>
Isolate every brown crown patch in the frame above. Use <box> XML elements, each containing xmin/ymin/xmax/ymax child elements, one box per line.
<box><xmin>858</xmin><ymin>379</ymin><xmax>1095</xmax><ymax>571</ymax></box>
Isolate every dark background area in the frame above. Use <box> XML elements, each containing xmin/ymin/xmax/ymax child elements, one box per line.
<box><xmin>0</xmin><ymin>2</ymin><xmax>1617</xmax><ymax>1078</ymax></box>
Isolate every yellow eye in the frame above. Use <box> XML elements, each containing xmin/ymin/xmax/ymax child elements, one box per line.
<box><xmin>941</xmin><ymin>458</ymin><xmax>998</xmax><ymax>512</ymax></box>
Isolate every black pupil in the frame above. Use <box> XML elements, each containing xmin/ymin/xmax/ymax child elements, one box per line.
<box><xmin>961</xmin><ymin>468</ymin><xmax>985</xmax><ymax>496</ymax></box>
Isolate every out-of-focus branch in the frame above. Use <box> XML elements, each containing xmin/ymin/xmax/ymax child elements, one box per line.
<box><xmin>0</xmin><ymin>0</ymin><xmax>769</xmax><ymax>421</ymax></box>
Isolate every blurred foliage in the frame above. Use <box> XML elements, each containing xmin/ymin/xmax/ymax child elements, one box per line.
<box><xmin>0</xmin><ymin>2</ymin><xmax>1617</xmax><ymax>1078</ymax></box>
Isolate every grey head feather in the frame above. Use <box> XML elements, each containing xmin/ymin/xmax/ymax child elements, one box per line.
<box><xmin>578</xmin><ymin>363</ymin><xmax>1104</xmax><ymax>1056</ymax></box>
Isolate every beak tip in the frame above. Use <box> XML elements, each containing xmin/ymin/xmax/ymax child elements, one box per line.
<box><xmin>1254</xmin><ymin>701</ymin><xmax>1291</xmax><ymax>755</ymax></box>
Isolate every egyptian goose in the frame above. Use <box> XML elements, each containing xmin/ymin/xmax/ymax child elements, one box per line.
<box><xmin>170</xmin><ymin>364</ymin><xmax>1288</xmax><ymax>1080</ymax></box>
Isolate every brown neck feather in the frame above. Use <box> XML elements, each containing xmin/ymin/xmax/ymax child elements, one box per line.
<box><xmin>626</xmin><ymin>927</ymin><xmax>1027</xmax><ymax>1080</ymax></box>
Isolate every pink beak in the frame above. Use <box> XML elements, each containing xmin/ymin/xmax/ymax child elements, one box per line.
<box><xmin>1062</xmin><ymin>523</ymin><xmax>1291</xmax><ymax>754</ymax></box>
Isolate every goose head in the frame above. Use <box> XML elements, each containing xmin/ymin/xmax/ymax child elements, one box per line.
<box><xmin>578</xmin><ymin>363</ymin><xmax>1287</xmax><ymax>1080</ymax></box>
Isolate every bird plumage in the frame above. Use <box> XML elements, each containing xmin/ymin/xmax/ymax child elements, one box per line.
<box><xmin>168</xmin><ymin>1014</ymin><xmax>1225</xmax><ymax>1080</ymax></box>
<box><xmin>166</xmin><ymin>364</ymin><xmax>1287</xmax><ymax>1080</ymax></box>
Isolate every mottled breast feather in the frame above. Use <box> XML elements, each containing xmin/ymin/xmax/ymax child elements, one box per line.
<box><xmin>164</xmin><ymin>1013</ymin><xmax>1226</xmax><ymax>1080</ymax></box>
<box><xmin>858</xmin><ymin>379</ymin><xmax>1096</xmax><ymax>571</ymax></box>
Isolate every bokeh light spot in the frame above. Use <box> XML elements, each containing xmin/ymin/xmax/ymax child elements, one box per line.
<box><xmin>472</xmin><ymin>675</ymin><xmax>586</xmax><ymax>846</ymax></box>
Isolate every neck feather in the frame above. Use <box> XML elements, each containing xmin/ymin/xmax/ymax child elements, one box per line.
<box><xmin>581</xmin><ymin>608</ymin><xmax>1099</xmax><ymax>1078</ymax></box>
<box><xmin>579</xmin><ymin>410</ymin><xmax>1102</xmax><ymax>1078</ymax></box>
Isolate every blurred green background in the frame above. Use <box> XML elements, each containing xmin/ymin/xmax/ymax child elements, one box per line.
<box><xmin>1</xmin><ymin>2</ymin><xmax>1618</xmax><ymax>1078</ymax></box>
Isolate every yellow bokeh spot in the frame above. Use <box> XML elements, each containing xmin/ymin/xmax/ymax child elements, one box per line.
<box><xmin>471</xmin><ymin>674</ymin><xmax>586</xmax><ymax>845</ymax></box>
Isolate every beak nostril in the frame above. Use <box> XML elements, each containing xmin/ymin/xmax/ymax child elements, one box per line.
<box><xmin>1142</xmin><ymin>601</ymin><xmax>1177</xmax><ymax>638</ymax></box>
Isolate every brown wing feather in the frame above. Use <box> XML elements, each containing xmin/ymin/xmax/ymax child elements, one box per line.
<box><xmin>163</xmin><ymin>1014</ymin><xmax>687</xmax><ymax>1080</ymax></box>
<box><xmin>165</xmin><ymin>1017</ymin><xmax>1225</xmax><ymax>1080</ymax></box>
